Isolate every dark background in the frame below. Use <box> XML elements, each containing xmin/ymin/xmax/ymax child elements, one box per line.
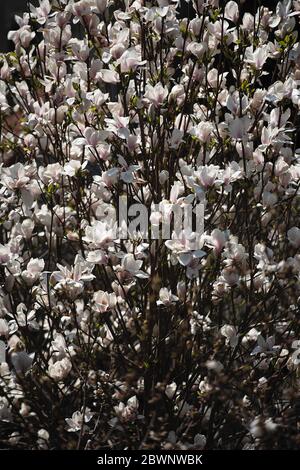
<box><xmin>0</xmin><ymin>1</ymin><xmax>281</xmax><ymax>52</ymax></box>
<box><xmin>0</xmin><ymin>0</ymin><xmax>30</xmax><ymax>52</ymax></box>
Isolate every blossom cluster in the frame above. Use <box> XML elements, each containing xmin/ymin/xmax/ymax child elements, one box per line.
<box><xmin>1</xmin><ymin>0</ymin><xmax>300</xmax><ymax>450</ymax></box>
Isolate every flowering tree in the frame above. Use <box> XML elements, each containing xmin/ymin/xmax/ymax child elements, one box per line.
<box><xmin>1</xmin><ymin>0</ymin><xmax>300</xmax><ymax>450</ymax></box>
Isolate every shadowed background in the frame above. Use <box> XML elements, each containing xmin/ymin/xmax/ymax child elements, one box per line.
<box><xmin>1</xmin><ymin>1</ymin><xmax>30</xmax><ymax>52</ymax></box>
<box><xmin>0</xmin><ymin>1</ymin><xmax>281</xmax><ymax>52</ymax></box>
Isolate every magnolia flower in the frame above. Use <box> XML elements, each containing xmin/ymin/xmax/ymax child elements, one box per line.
<box><xmin>8</xmin><ymin>25</ymin><xmax>35</xmax><ymax>48</ymax></box>
<box><xmin>262</xmin><ymin>183</ymin><xmax>278</xmax><ymax>207</ymax></box>
<box><xmin>86</xmin><ymin>250</ymin><xmax>108</xmax><ymax>265</ymax></box>
<box><xmin>117</xmin><ymin>47</ymin><xmax>145</xmax><ymax>73</ymax></box>
<box><xmin>29</xmin><ymin>0</ymin><xmax>51</xmax><ymax>25</ymax></box>
<box><xmin>245</xmin><ymin>45</ymin><xmax>269</xmax><ymax>69</ymax></box>
<box><xmin>220</xmin><ymin>325</ymin><xmax>238</xmax><ymax>347</ymax></box>
<box><xmin>266</xmin><ymin>79</ymin><xmax>294</xmax><ymax>104</ymax></box>
<box><xmin>220</xmin><ymin>266</ymin><xmax>240</xmax><ymax>286</ymax></box>
<box><xmin>259</xmin><ymin>125</ymin><xmax>287</xmax><ymax>151</ymax></box>
<box><xmin>48</xmin><ymin>357</ymin><xmax>72</xmax><ymax>381</ymax></box>
<box><xmin>254</xmin><ymin>243</ymin><xmax>273</xmax><ymax>269</ymax></box>
<box><xmin>1</xmin><ymin>163</ymin><xmax>30</xmax><ymax>190</ymax></box>
<box><xmin>156</xmin><ymin>288</ymin><xmax>179</xmax><ymax>306</ymax></box>
<box><xmin>17</xmin><ymin>219</ymin><xmax>35</xmax><ymax>240</ymax></box>
<box><xmin>93</xmin><ymin>290</ymin><xmax>117</xmax><ymax>313</ymax></box>
<box><xmin>195</xmin><ymin>165</ymin><xmax>219</xmax><ymax>188</ymax></box>
<box><xmin>226</xmin><ymin>91</ymin><xmax>248</xmax><ymax>116</ymax></box>
<box><xmin>118</xmin><ymin>254</ymin><xmax>149</xmax><ymax>279</ymax></box>
<box><xmin>189</xmin><ymin>121</ymin><xmax>214</xmax><ymax>144</ymax></box>
<box><xmin>165</xmin><ymin>382</ymin><xmax>177</xmax><ymax>400</ymax></box>
<box><xmin>169</xmin><ymin>129</ymin><xmax>184</xmax><ymax>149</ymax></box>
<box><xmin>68</xmin><ymin>0</ymin><xmax>92</xmax><ymax>17</ymax></box>
<box><xmin>118</xmin><ymin>157</ymin><xmax>141</xmax><ymax>183</ymax></box>
<box><xmin>187</xmin><ymin>42</ymin><xmax>208</xmax><ymax>58</ymax></box>
<box><xmin>51</xmin><ymin>334</ymin><xmax>68</xmax><ymax>361</ymax></box>
<box><xmin>159</xmin><ymin>170</ymin><xmax>169</xmax><ymax>184</ymax></box>
<box><xmin>219</xmin><ymin>162</ymin><xmax>243</xmax><ymax>188</ymax></box>
<box><xmin>37</xmin><ymin>429</ymin><xmax>50</xmax><ymax>449</ymax></box>
<box><xmin>169</xmin><ymin>84</ymin><xmax>185</xmax><ymax>105</ymax></box>
<box><xmin>114</xmin><ymin>396</ymin><xmax>139</xmax><ymax>423</ymax></box>
<box><xmin>73</xmin><ymin>127</ymin><xmax>108</xmax><ymax>148</ymax></box>
<box><xmin>291</xmin><ymin>340</ymin><xmax>300</xmax><ymax>366</ymax></box>
<box><xmin>105</xmin><ymin>116</ymin><xmax>130</xmax><ymax>140</ymax></box>
<box><xmin>84</xmin><ymin>221</ymin><xmax>116</xmax><ymax>249</ymax></box>
<box><xmin>7</xmin><ymin>304</ymin><xmax>38</xmax><ymax>333</ymax></box>
<box><xmin>0</xmin><ymin>244</ymin><xmax>14</xmax><ymax>265</ymax></box>
<box><xmin>50</xmin><ymin>256</ymin><xmax>95</xmax><ymax>299</ymax></box>
<box><xmin>69</xmin><ymin>38</ymin><xmax>90</xmax><ymax>61</ymax></box>
<box><xmin>99</xmin><ymin>68</ymin><xmax>120</xmax><ymax>84</ymax></box>
<box><xmin>144</xmin><ymin>82</ymin><xmax>168</xmax><ymax>107</ymax></box>
<box><xmin>165</xmin><ymin>230</ymin><xmax>206</xmax><ymax>266</ymax></box>
<box><xmin>224</xmin><ymin>1</ymin><xmax>239</xmax><ymax>22</ymax></box>
<box><xmin>223</xmin><ymin>239</ymin><xmax>248</xmax><ymax>270</ymax></box>
<box><xmin>207</xmin><ymin>20</ymin><xmax>233</xmax><ymax>44</ymax></box>
<box><xmin>176</xmin><ymin>281</ymin><xmax>186</xmax><ymax>301</ymax></box>
<box><xmin>86</xmin><ymin>89</ymin><xmax>109</xmax><ymax>107</ymax></box>
<box><xmin>205</xmin><ymin>229</ymin><xmax>227</xmax><ymax>254</ymax></box>
<box><xmin>65</xmin><ymin>408</ymin><xmax>93</xmax><ymax>432</ymax></box>
<box><xmin>64</xmin><ymin>160</ymin><xmax>87</xmax><ymax>177</ymax></box>
<box><xmin>21</xmin><ymin>258</ymin><xmax>44</xmax><ymax>286</ymax></box>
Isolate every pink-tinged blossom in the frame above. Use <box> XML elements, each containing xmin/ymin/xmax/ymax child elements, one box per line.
<box><xmin>195</xmin><ymin>165</ymin><xmax>219</xmax><ymax>188</ymax></box>
<box><xmin>1</xmin><ymin>163</ymin><xmax>30</xmax><ymax>191</ymax></box>
<box><xmin>93</xmin><ymin>290</ymin><xmax>117</xmax><ymax>313</ymax></box>
<box><xmin>117</xmin><ymin>254</ymin><xmax>149</xmax><ymax>280</ymax></box>
<box><xmin>114</xmin><ymin>396</ymin><xmax>139</xmax><ymax>423</ymax></box>
<box><xmin>99</xmin><ymin>68</ymin><xmax>120</xmax><ymax>84</ymax></box>
<box><xmin>83</xmin><ymin>221</ymin><xmax>116</xmax><ymax>249</ymax></box>
<box><xmin>189</xmin><ymin>121</ymin><xmax>214</xmax><ymax>144</ymax></box>
<box><xmin>65</xmin><ymin>408</ymin><xmax>93</xmax><ymax>433</ymax></box>
<box><xmin>72</xmin><ymin>127</ymin><xmax>108</xmax><ymax>148</ymax></box>
<box><xmin>245</xmin><ymin>45</ymin><xmax>270</xmax><ymax>69</ymax></box>
<box><xmin>48</xmin><ymin>357</ymin><xmax>72</xmax><ymax>382</ymax></box>
<box><xmin>207</xmin><ymin>20</ymin><xmax>233</xmax><ymax>45</ymax></box>
<box><xmin>156</xmin><ymin>288</ymin><xmax>179</xmax><ymax>306</ymax></box>
<box><xmin>165</xmin><ymin>230</ymin><xmax>206</xmax><ymax>266</ymax></box>
<box><xmin>205</xmin><ymin>229</ymin><xmax>227</xmax><ymax>254</ymax></box>
<box><xmin>50</xmin><ymin>257</ymin><xmax>95</xmax><ymax>300</ymax></box>
<box><xmin>224</xmin><ymin>1</ymin><xmax>239</xmax><ymax>23</ymax></box>
<box><xmin>105</xmin><ymin>116</ymin><xmax>130</xmax><ymax>140</ymax></box>
<box><xmin>117</xmin><ymin>47</ymin><xmax>146</xmax><ymax>73</ymax></box>
<box><xmin>21</xmin><ymin>258</ymin><xmax>45</xmax><ymax>286</ymax></box>
<box><xmin>29</xmin><ymin>0</ymin><xmax>51</xmax><ymax>25</ymax></box>
<box><xmin>2</xmin><ymin>0</ymin><xmax>300</xmax><ymax>451</ymax></box>
<box><xmin>144</xmin><ymin>82</ymin><xmax>168</xmax><ymax>107</ymax></box>
<box><xmin>7</xmin><ymin>25</ymin><xmax>35</xmax><ymax>48</ymax></box>
<box><xmin>221</xmin><ymin>324</ymin><xmax>239</xmax><ymax>347</ymax></box>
